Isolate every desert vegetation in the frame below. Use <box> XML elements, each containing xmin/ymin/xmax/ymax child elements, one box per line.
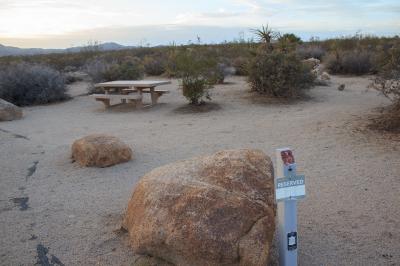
<box><xmin>0</xmin><ymin>63</ymin><xmax>68</xmax><ymax>106</ymax></box>
<box><xmin>85</xmin><ymin>56</ymin><xmax>144</xmax><ymax>83</ymax></box>
<box><xmin>247</xmin><ymin>26</ymin><xmax>315</xmax><ymax>97</ymax></box>
<box><xmin>174</xmin><ymin>48</ymin><xmax>215</xmax><ymax>105</ymax></box>
<box><xmin>0</xmin><ymin>29</ymin><xmax>399</xmax><ymax>111</ymax></box>
<box><xmin>370</xmin><ymin>41</ymin><xmax>400</xmax><ymax>131</ymax></box>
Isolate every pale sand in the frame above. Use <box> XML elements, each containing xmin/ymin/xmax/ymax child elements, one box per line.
<box><xmin>0</xmin><ymin>76</ymin><xmax>399</xmax><ymax>265</ymax></box>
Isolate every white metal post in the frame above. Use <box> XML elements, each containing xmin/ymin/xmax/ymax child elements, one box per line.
<box><xmin>276</xmin><ymin>148</ymin><xmax>298</xmax><ymax>266</ymax></box>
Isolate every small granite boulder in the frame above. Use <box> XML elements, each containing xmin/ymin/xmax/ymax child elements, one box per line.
<box><xmin>303</xmin><ymin>57</ymin><xmax>321</xmax><ymax>70</ymax></box>
<box><xmin>320</xmin><ymin>71</ymin><xmax>331</xmax><ymax>81</ymax></box>
<box><xmin>71</xmin><ymin>134</ymin><xmax>132</xmax><ymax>167</ymax></box>
<box><xmin>0</xmin><ymin>99</ymin><xmax>23</xmax><ymax>121</ymax></box>
<box><xmin>123</xmin><ymin>149</ymin><xmax>276</xmax><ymax>266</ymax></box>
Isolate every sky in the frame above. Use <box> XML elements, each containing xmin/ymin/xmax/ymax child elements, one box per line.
<box><xmin>0</xmin><ymin>0</ymin><xmax>399</xmax><ymax>48</ymax></box>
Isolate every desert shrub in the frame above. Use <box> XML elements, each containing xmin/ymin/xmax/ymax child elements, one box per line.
<box><xmin>277</xmin><ymin>33</ymin><xmax>303</xmax><ymax>53</ymax></box>
<box><xmin>279</xmin><ymin>33</ymin><xmax>302</xmax><ymax>44</ymax></box>
<box><xmin>296</xmin><ymin>45</ymin><xmax>326</xmax><ymax>60</ymax></box>
<box><xmin>143</xmin><ymin>55</ymin><xmax>166</xmax><ymax>76</ymax></box>
<box><xmin>372</xmin><ymin>43</ymin><xmax>400</xmax><ymax>103</ymax></box>
<box><xmin>181</xmin><ymin>77</ymin><xmax>212</xmax><ymax>105</ymax></box>
<box><xmin>164</xmin><ymin>48</ymin><xmax>179</xmax><ymax>78</ymax></box>
<box><xmin>207</xmin><ymin>63</ymin><xmax>228</xmax><ymax>84</ymax></box>
<box><xmin>232</xmin><ymin>57</ymin><xmax>249</xmax><ymax>75</ymax></box>
<box><xmin>64</xmin><ymin>73</ymin><xmax>84</xmax><ymax>84</ymax></box>
<box><xmin>370</xmin><ymin>43</ymin><xmax>400</xmax><ymax>131</ymax></box>
<box><xmin>84</xmin><ymin>56</ymin><xmax>144</xmax><ymax>83</ymax></box>
<box><xmin>175</xmin><ymin>50</ymin><xmax>216</xmax><ymax>104</ymax></box>
<box><xmin>325</xmin><ymin>50</ymin><xmax>374</xmax><ymax>75</ymax></box>
<box><xmin>247</xmin><ymin>51</ymin><xmax>315</xmax><ymax>97</ymax></box>
<box><xmin>0</xmin><ymin>63</ymin><xmax>68</xmax><ymax>106</ymax></box>
<box><xmin>251</xmin><ymin>24</ymin><xmax>279</xmax><ymax>52</ymax></box>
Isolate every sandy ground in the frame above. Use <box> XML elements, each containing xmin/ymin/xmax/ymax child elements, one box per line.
<box><xmin>0</xmin><ymin>75</ymin><xmax>399</xmax><ymax>266</ymax></box>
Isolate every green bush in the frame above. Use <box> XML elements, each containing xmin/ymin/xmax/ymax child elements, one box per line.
<box><xmin>247</xmin><ymin>51</ymin><xmax>315</xmax><ymax>97</ymax></box>
<box><xmin>325</xmin><ymin>50</ymin><xmax>374</xmax><ymax>75</ymax></box>
<box><xmin>85</xmin><ymin>56</ymin><xmax>144</xmax><ymax>83</ymax></box>
<box><xmin>175</xmin><ymin>50</ymin><xmax>216</xmax><ymax>104</ymax></box>
<box><xmin>0</xmin><ymin>63</ymin><xmax>68</xmax><ymax>106</ymax></box>
<box><xmin>181</xmin><ymin>76</ymin><xmax>211</xmax><ymax>105</ymax></box>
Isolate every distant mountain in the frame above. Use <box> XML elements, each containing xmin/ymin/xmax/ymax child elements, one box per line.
<box><xmin>0</xmin><ymin>42</ymin><xmax>133</xmax><ymax>57</ymax></box>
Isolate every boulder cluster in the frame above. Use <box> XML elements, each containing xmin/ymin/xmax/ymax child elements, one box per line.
<box><xmin>303</xmin><ymin>57</ymin><xmax>331</xmax><ymax>85</ymax></box>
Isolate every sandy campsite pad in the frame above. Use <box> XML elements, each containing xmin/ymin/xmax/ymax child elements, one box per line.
<box><xmin>0</xmin><ymin>76</ymin><xmax>399</xmax><ymax>265</ymax></box>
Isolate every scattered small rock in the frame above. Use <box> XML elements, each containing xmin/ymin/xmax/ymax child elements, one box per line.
<box><xmin>26</xmin><ymin>161</ymin><xmax>39</xmax><ymax>179</ymax></box>
<box><xmin>338</xmin><ymin>84</ymin><xmax>345</xmax><ymax>91</ymax></box>
<box><xmin>36</xmin><ymin>244</ymin><xmax>64</xmax><ymax>266</ymax></box>
<box><xmin>29</xmin><ymin>234</ymin><xmax>38</xmax><ymax>240</ymax></box>
<box><xmin>11</xmin><ymin>197</ymin><xmax>29</xmax><ymax>211</ymax></box>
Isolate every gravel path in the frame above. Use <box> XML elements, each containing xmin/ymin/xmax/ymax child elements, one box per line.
<box><xmin>0</xmin><ymin>76</ymin><xmax>399</xmax><ymax>265</ymax></box>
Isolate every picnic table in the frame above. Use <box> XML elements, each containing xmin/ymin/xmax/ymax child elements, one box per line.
<box><xmin>92</xmin><ymin>80</ymin><xmax>171</xmax><ymax>108</ymax></box>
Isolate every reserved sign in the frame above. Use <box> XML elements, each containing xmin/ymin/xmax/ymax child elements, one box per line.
<box><xmin>275</xmin><ymin>175</ymin><xmax>306</xmax><ymax>201</ymax></box>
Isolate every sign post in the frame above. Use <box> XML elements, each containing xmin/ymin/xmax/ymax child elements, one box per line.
<box><xmin>275</xmin><ymin>148</ymin><xmax>306</xmax><ymax>266</ymax></box>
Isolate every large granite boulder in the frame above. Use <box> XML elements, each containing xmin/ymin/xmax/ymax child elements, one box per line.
<box><xmin>71</xmin><ymin>134</ymin><xmax>132</xmax><ymax>167</ymax></box>
<box><xmin>123</xmin><ymin>149</ymin><xmax>276</xmax><ymax>266</ymax></box>
<box><xmin>0</xmin><ymin>99</ymin><xmax>22</xmax><ymax>121</ymax></box>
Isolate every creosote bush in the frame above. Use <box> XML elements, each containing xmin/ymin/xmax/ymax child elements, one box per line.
<box><xmin>0</xmin><ymin>63</ymin><xmax>68</xmax><ymax>106</ymax></box>
<box><xmin>248</xmin><ymin>51</ymin><xmax>315</xmax><ymax>97</ymax></box>
<box><xmin>175</xmin><ymin>50</ymin><xmax>216</xmax><ymax>105</ymax></box>
<box><xmin>181</xmin><ymin>77</ymin><xmax>212</xmax><ymax>105</ymax></box>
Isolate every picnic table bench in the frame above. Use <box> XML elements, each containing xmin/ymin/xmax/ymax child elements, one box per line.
<box><xmin>92</xmin><ymin>80</ymin><xmax>171</xmax><ymax>108</ymax></box>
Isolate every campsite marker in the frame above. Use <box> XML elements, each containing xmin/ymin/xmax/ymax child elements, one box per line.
<box><xmin>276</xmin><ymin>148</ymin><xmax>306</xmax><ymax>266</ymax></box>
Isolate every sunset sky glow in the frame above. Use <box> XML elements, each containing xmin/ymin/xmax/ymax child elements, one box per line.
<box><xmin>0</xmin><ymin>0</ymin><xmax>399</xmax><ymax>48</ymax></box>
